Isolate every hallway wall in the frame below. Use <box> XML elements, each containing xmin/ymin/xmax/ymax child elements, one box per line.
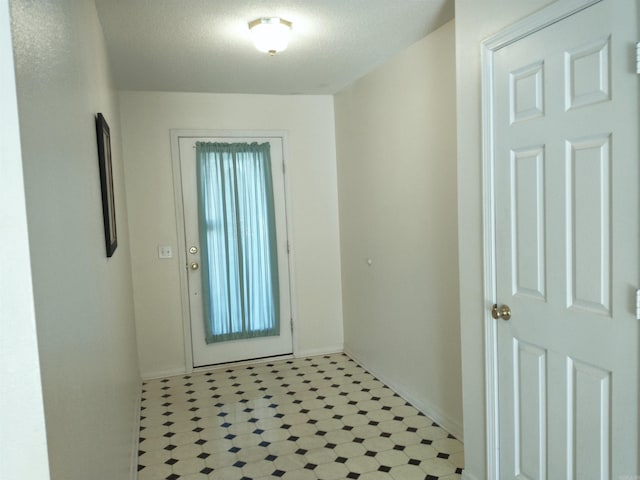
<box><xmin>334</xmin><ymin>20</ymin><xmax>462</xmax><ymax>438</ymax></box>
<box><xmin>10</xmin><ymin>1</ymin><xmax>140</xmax><ymax>479</ymax></box>
<box><xmin>0</xmin><ymin>2</ymin><xmax>50</xmax><ymax>478</ymax></box>
<box><xmin>119</xmin><ymin>92</ymin><xmax>344</xmax><ymax>378</ymax></box>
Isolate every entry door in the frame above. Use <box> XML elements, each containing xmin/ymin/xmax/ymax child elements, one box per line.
<box><xmin>179</xmin><ymin>136</ymin><xmax>293</xmax><ymax>367</ymax></box>
<box><xmin>492</xmin><ymin>1</ymin><xmax>638</xmax><ymax>478</ymax></box>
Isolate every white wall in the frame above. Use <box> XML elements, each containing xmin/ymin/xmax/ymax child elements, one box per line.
<box><xmin>119</xmin><ymin>92</ymin><xmax>344</xmax><ymax>378</ymax></box>
<box><xmin>454</xmin><ymin>1</ymin><xmax>553</xmax><ymax>479</ymax></box>
<box><xmin>0</xmin><ymin>2</ymin><xmax>50</xmax><ymax>478</ymax></box>
<box><xmin>334</xmin><ymin>21</ymin><xmax>462</xmax><ymax>438</ymax></box>
<box><xmin>10</xmin><ymin>1</ymin><xmax>140</xmax><ymax>479</ymax></box>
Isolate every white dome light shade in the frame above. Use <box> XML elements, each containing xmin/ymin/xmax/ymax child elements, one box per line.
<box><xmin>248</xmin><ymin>17</ymin><xmax>292</xmax><ymax>55</ymax></box>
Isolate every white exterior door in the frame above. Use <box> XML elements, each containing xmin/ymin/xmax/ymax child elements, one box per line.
<box><xmin>491</xmin><ymin>1</ymin><xmax>638</xmax><ymax>478</ymax></box>
<box><xmin>178</xmin><ymin>135</ymin><xmax>293</xmax><ymax>367</ymax></box>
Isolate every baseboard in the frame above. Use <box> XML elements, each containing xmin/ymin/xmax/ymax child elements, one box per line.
<box><xmin>130</xmin><ymin>379</ymin><xmax>143</xmax><ymax>480</ymax></box>
<box><xmin>461</xmin><ymin>471</ymin><xmax>480</xmax><ymax>480</ymax></box>
<box><xmin>140</xmin><ymin>346</ymin><xmax>345</xmax><ymax>380</ymax></box>
<box><xmin>141</xmin><ymin>367</ymin><xmax>186</xmax><ymax>381</ymax></box>
<box><xmin>294</xmin><ymin>345</ymin><xmax>344</xmax><ymax>358</ymax></box>
<box><xmin>344</xmin><ymin>347</ymin><xmax>464</xmax><ymax>442</ymax></box>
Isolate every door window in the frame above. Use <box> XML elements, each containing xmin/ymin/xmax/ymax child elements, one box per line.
<box><xmin>195</xmin><ymin>142</ymin><xmax>280</xmax><ymax>344</ymax></box>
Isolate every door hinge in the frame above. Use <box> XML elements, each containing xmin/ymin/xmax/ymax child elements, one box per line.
<box><xmin>636</xmin><ymin>289</ymin><xmax>640</xmax><ymax>320</ymax></box>
<box><xmin>290</xmin><ymin>319</ymin><xmax>294</xmax><ymax>334</ymax></box>
<box><xmin>636</xmin><ymin>42</ymin><xmax>640</xmax><ymax>74</ymax></box>
<box><xmin>282</xmin><ymin>161</ymin><xmax>286</xmax><ymax>174</ymax></box>
<box><xmin>286</xmin><ymin>241</ymin><xmax>291</xmax><ymax>254</ymax></box>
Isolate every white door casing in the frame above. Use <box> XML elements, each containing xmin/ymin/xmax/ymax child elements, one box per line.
<box><xmin>482</xmin><ymin>1</ymin><xmax>638</xmax><ymax>479</ymax></box>
<box><xmin>171</xmin><ymin>131</ymin><xmax>294</xmax><ymax>368</ymax></box>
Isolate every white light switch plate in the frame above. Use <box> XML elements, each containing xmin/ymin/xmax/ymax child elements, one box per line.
<box><xmin>158</xmin><ymin>245</ymin><xmax>173</xmax><ymax>259</ymax></box>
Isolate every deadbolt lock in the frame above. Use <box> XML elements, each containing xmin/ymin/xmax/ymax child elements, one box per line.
<box><xmin>189</xmin><ymin>246</ymin><xmax>198</xmax><ymax>254</ymax></box>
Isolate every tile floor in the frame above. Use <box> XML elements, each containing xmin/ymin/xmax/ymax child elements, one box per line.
<box><xmin>137</xmin><ymin>353</ymin><xmax>464</xmax><ymax>480</ymax></box>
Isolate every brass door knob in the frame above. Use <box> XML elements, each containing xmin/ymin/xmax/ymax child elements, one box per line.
<box><xmin>190</xmin><ymin>262</ymin><xmax>199</xmax><ymax>270</ymax></box>
<box><xmin>492</xmin><ymin>304</ymin><xmax>511</xmax><ymax>321</ymax></box>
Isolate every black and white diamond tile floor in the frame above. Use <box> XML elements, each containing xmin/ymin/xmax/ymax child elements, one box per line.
<box><xmin>137</xmin><ymin>353</ymin><xmax>464</xmax><ymax>479</ymax></box>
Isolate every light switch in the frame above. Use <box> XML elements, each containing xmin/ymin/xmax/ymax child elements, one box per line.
<box><xmin>158</xmin><ymin>245</ymin><xmax>173</xmax><ymax>259</ymax></box>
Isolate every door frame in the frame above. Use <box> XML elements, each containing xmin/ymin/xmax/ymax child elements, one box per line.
<box><xmin>170</xmin><ymin>129</ymin><xmax>298</xmax><ymax>373</ymax></box>
<box><xmin>480</xmin><ymin>1</ymin><xmax>602</xmax><ymax>477</ymax></box>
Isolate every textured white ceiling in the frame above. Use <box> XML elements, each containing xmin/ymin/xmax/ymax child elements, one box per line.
<box><xmin>94</xmin><ymin>0</ymin><xmax>454</xmax><ymax>95</ymax></box>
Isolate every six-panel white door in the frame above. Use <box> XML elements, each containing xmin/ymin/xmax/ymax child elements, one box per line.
<box><xmin>492</xmin><ymin>1</ymin><xmax>638</xmax><ymax>478</ymax></box>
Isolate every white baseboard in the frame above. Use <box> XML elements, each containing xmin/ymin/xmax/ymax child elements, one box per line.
<box><xmin>141</xmin><ymin>367</ymin><xmax>186</xmax><ymax>381</ymax></box>
<box><xmin>294</xmin><ymin>345</ymin><xmax>344</xmax><ymax>358</ymax></box>
<box><xmin>130</xmin><ymin>379</ymin><xmax>143</xmax><ymax>480</ymax></box>
<box><xmin>344</xmin><ymin>347</ymin><xmax>464</xmax><ymax>442</ymax></box>
<box><xmin>186</xmin><ymin>347</ymin><xmax>344</xmax><ymax>375</ymax></box>
<box><xmin>140</xmin><ymin>346</ymin><xmax>345</xmax><ymax>380</ymax></box>
<box><xmin>461</xmin><ymin>471</ymin><xmax>480</xmax><ymax>480</ymax></box>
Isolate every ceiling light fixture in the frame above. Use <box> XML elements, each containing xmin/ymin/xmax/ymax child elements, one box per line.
<box><xmin>248</xmin><ymin>17</ymin><xmax>292</xmax><ymax>56</ymax></box>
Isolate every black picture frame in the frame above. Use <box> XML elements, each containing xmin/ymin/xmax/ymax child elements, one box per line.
<box><xmin>95</xmin><ymin>113</ymin><xmax>117</xmax><ymax>257</ymax></box>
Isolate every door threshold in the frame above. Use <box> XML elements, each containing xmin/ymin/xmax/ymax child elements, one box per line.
<box><xmin>192</xmin><ymin>352</ymin><xmax>295</xmax><ymax>373</ymax></box>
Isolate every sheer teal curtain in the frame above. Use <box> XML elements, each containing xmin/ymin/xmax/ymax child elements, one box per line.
<box><xmin>196</xmin><ymin>142</ymin><xmax>280</xmax><ymax>344</ymax></box>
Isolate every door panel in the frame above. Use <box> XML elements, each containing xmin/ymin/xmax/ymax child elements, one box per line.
<box><xmin>567</xmin><ymin>358</ymin><xmax>611</xmax><ymax>479</ymax></box>
<box><xmin>566</xmin><ymin>134</ymin><xmax>611</xmax><ymax>314</ymax></box>
<box><xmin>493</xmin><ymin>1</ymin><xmax>638</xmax><ymax>478</ymax></box>
<box><xmin>178</xmin><ymin>136</ymin><xmax>293</xmax><ymax>367</ymax></box>
<box><xmin>513</xmin><ymin>340</ymin><xmax>547</xmax><ymax>480</ymax></box>
<box><xmin>510</xmin><ymin>145</ymin><xmax>546</xmax><ymax>300</ymax></box>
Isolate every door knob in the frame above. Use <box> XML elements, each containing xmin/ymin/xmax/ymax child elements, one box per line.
<box><xmin>492</xmin><ymin>304</ymin><xmax>511</xmax><ymax>321</ymax></box>
<box><xmin>190</xmin><ymin>262</ymin><xmax>199</xmax><ymax>270</ymax></box>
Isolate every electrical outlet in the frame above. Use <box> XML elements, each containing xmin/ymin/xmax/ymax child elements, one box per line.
<box><xmin>158</xmin><ymin>245</ymin><xmax>173</xmax><ymax>259</ymax></box>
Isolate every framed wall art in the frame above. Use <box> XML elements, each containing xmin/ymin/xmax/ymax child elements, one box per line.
<box><xmin>95</xmin><ymin>113</ymin><xmax>117</xmax><ymax>257</ymax></box>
